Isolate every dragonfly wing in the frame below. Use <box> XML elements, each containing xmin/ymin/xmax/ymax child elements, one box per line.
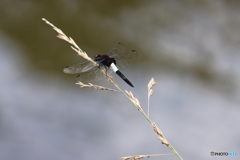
<box><xmin>107</xmin><ymin>42</ymin><xmax>125</xmax><ymax>58</ymax></box>
<box><xmin>63</xmin><ymin>61</ymin><xmax>96</xmax><ymax>74</ymax></box>
<box><xmin>115</xmin><ymin>50</ymin><xmax>138</xmax><ymax>69</ymax></box>
<box><xmin>75</xmin><ymin>66</ymin><xmax>113</xmax><ymax>83</ymax></box>
<box><xmin>107</xmin><ymin>43</ymin><xmax>137</xmax><ymax>69</ymax></box>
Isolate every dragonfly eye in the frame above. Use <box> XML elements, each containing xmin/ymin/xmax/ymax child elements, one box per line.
<box><xmin>94</xmin><ymin>54</ymin><xmax>102</xmax><ymax>58</ymax></box>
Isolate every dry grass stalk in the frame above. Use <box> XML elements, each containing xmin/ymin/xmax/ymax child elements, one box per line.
<box><xmin>107</xmin><ymin>76</ymin><xmax>115</xmax><ymax>85</ymax></box>
<box><xmin>120</xmin><ymin>153</ymin><xmax>173</xmax><ymax>160</ymax></box>
<box><xmin>76</xmin><ymin>82</ymin><xmax>120</xmax><ymax>92</ymax></box>
<box><xmin>147</xmin><ymin>78</ymin><xmax>156</xmax><ymax>117</ymax></box>
<box><xmin>151</xmin><ymin>122</ymin><xmax>169</xmax><ymax>146</ymax></box>
<box><xmin>103</xmin><ymin>70</ymin><xmax>116</xmax><ymax>86</ymax></box>
<box><xmin>42</xmin><ymin>18</ymin><xmax>95</xmax><ymax>64</ymax></box>
<box><xmin>124</xmin><ymin>90</ymin><xmax>152</xmax><ymax>124</ymax></box>
<box><xmin>125</xmin><ymin>91</ymin><xmax>142</xmax><ymax>110</ymax></box>
<box><xmin>147</xmin><ymin>78</ymin><xmax>156</xmax><ymax>97</ymax></box>
<box><xmin>120</xmin><ymin>155</ymin><xmax>149</xmax><ymax>160</ymax></box>
<box><xmin>120</xmin><ymin>155</ymin><xmax>148</xmax><ymax>160</ymax></box>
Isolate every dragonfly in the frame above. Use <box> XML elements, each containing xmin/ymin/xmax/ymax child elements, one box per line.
<box><xmin>63</xmin><ymin>42</ymin><xmax>137</xmax><ymax>87</ymax></box>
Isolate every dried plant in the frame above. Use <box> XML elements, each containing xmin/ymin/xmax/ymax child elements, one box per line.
<box><xmin>42</xmin><ymin>18</ymin><xmax>95</xmax><ymax>64</ymax></box>
<box><xmin>147</xmin><ymin>78</ymin><xmax>156</xmax><ymax>117</ymax></box>
<box><xmin>42</xmin><ymin>18</ymin><xmax>183</xmax><ymax>160</ymax></box>
<box><xmin>76</xmin><ymin>81</ymin><xmax>120</xmax><ymax>92</ymax></box>
<box><xmin>152</xmin><ymin>122</ymin><xmax>169</xmax><ymax>146</ymax></box>
<box><xmin>120</xmin><ymin>153</ymin><xmax>174</xmax><ymax>160</ymax></box>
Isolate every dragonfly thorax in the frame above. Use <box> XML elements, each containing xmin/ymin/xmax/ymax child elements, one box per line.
<box><xmin>94</xmin><ymin>54</ymin><xmax>116</xmax><ymax>67</ymax></box>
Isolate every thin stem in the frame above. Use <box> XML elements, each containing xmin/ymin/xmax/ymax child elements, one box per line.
<box><xmin>147</xmin><ymin>95</ymin><xmax>150</xmax><ymax>117</ymax></box>
<box><xmin>113</xmin><ymin>83</ymin><xmax>183</xmax><ymax>160</ymax></box>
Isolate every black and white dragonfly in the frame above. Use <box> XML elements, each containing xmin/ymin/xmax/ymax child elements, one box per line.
<box><xmin>63</xmin><ymin>42</ymin><xmax>137</xmax><ymax>87</ymax></box>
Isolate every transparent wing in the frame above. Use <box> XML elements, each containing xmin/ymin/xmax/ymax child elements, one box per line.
<box><xmin>107</xmin><ymin>42</ymin><xmax>137</xmax><ymax>69</ymax></box>
<box><xmin>115</xmin><ymin>50</ymin><xmax>138</xmax><ymax>69</ymax></box>
<box><xmin>107</xmin><ymin>42</ymin><xmax>125</xmax><ymax>58</ymax></box>
<box><xmin>75</xmin><ymin>66</ymin><xmax>113</xmax><ymax>83</ymax></box>
<box><xmin>63</xmin><ymin>61</ymin><xmax>96</xmax><ymax>74</ymax></box>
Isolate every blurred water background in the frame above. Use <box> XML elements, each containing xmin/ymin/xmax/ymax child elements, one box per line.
<box><xmin>0</xmin><ymin>0</ymin><xmax>240</xmax><ymax>160</ymax></box>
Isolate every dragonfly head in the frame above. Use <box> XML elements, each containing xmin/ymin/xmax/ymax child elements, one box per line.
<box><xmin>94</xmin><ymin>54</ymin><xmax>103</xmax><ymax>63</ymax></box>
